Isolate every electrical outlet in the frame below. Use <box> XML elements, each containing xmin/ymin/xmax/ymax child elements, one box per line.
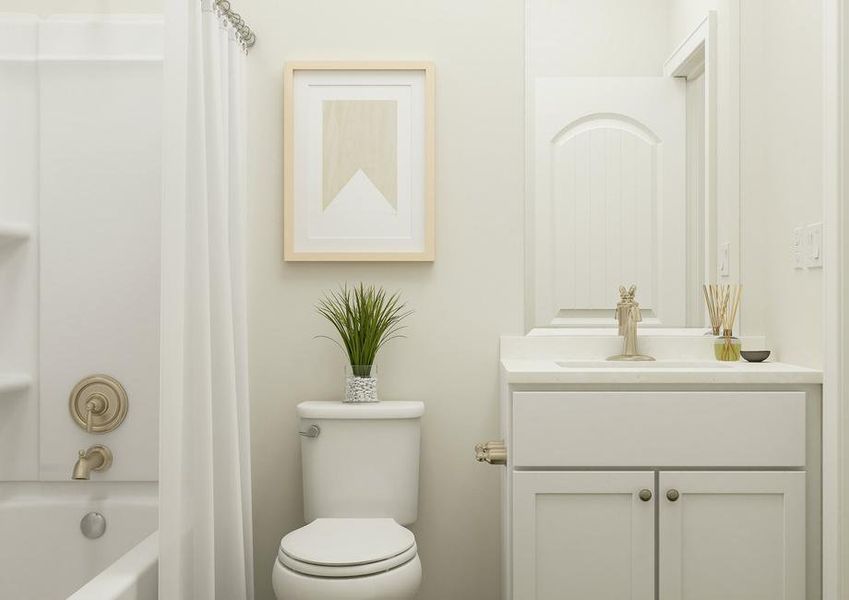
<box><xmin>793</xmin><ymin>226</ymin><xmax>805</xmax><ymax>269</ymax></box>
<box><xmin>806</xmin><ymin>222</ymin><xmax>823</xmax><ymax>268</ymax></box>
<box><xmin>719</xmin><ymin>242</ymin><xmax>730</xmax><ymax>277</ymax></box>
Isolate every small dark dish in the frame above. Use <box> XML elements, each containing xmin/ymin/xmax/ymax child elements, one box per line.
<box><xmin>741</xmin><ymin>350</ymin><xmax>771</xmax><ymax>363</ymax></box>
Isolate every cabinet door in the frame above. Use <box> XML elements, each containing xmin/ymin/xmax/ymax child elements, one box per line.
<box><xmin>659</xmin><ymin>471</ymin><xmax>805</xmax><ymax>600</ymax></box>
<box><xmin>513</xmin><ymin>471</ymin><xmax>655</xmax><ymax>600</ymax></box>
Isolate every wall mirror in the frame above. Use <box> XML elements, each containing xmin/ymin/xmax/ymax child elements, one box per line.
<box><xmin>526</xmin><ymin>0</ymin><xmax>737</xmax><ymax>330</ymax></box>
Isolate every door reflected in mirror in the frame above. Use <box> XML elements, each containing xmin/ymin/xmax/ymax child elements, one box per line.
<box><xmin>526</xmin><ymin>0</ymin><xmax>728</xmax><ymax>330</ymax></box>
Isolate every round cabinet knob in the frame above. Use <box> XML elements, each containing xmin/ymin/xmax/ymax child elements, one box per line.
<box><xmin>638</xmin><ymin>489</ymin><xmax>652</xmax><ymax>502</ymax></box>
<box><xmin>666</xmin><ymin>489</ymin><xmax>680</xmax><ymax>502</ymax></box>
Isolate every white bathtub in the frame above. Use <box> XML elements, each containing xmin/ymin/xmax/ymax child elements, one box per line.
<box><xmin>0</xmin><ymin>482</ymin><xmax>157</xmax><ymax>600</ymax></box>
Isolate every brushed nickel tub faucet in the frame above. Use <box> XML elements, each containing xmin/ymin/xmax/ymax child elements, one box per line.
<box><xmin>72</xmin><ymin>445</ymin><xmax>113</xmax><ymax>480</ymax></box>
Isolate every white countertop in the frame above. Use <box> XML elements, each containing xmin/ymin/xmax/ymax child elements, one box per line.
<box><xmin>501</xmin><ymin>358</ymin><xmax>823</xmax><ymax>384</ymax></box>
<box><xmin>500</xmin><ymin>331</ymin><xmax>823</xmax><ymax>384</ymax></box>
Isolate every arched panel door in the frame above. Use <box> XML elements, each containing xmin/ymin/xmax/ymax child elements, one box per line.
<box><xmin>531</xmin><ymin>78</ymin><xmax>685</xmax><ymax>327</ymax></box>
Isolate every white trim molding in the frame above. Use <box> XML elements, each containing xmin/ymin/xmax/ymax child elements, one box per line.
<box><xmin>664</xmin><ymin>11</ymin><xmax>720</xmax><ymax>317</ymax></box>
<box><xmin>822</xmin><ymin>0</ymin><xmax>846</xmax><ymax>598</ymax></box>
<box><xmin>664</xmin><ymin>12</ymin><xmax>716</xmax><ymax>78</ymax></box>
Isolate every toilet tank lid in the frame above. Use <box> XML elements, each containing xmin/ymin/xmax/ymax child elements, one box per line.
<box><xmin>297</xmin><ymin>400</ymin><xmax>424</xmax><ymax>419</ymax></box>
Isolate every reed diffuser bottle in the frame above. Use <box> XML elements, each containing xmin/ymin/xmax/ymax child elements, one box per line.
<box><xmin>703</xmin><ymin>283</ymin><xmax>742</xmax><ymax>361</ymax></box>
<box><xmin>715</xmin><ymin>328</ymin><xmax>742</xmax><ymax>361</ymax></box>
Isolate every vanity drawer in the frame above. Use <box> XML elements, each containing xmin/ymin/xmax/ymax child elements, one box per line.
<box><xmin>512</xmin><ymin>391</ymin><xmax>806</xmax><ymax>467</ymax></box>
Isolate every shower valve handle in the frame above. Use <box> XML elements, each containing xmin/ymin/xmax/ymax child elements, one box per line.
<box><xmin>84</xmin><ymin>395</ymin><xmax>107</xmax><ymax>433</ymax></box>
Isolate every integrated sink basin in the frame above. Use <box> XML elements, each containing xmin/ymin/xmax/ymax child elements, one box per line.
<box><xmin>555</xmin><ymin>360</ymin><xmax>734</xmax><ymax>369</ymax></box>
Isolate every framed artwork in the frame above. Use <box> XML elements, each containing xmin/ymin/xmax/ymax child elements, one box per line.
<box><xmin>283</xmin><ymin>62</ymin><xmax>435</xmax><ymax>261</ymax></box>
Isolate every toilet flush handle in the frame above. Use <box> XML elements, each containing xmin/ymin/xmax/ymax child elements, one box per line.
<box><xmin>299</xmin><ymin>424</ymin><xmax>321</xmax><ymax>438</ymax></box>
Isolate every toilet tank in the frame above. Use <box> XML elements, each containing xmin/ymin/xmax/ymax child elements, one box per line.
<box><xmin>297</xmin><ymin>401</ymin><xmax>424</xmax><ymax>526</ymax></box>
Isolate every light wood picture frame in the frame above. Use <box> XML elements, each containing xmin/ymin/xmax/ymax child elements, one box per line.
<box><xmin>283</xmin><ymin>61</ymin><xmax>435</xmax><ymax>261</ymax></box>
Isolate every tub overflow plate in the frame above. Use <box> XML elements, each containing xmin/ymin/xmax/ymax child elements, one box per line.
<box><xmin>80</xmin><ymin>512</ymin><xmax>107</xmax><ymax>539</ymax></box>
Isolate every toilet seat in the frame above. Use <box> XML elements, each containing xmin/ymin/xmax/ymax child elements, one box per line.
<box><xmin>278</xmin><ymin>518</ymin><xmax>417</xmax><ymax>578</ymax></box>
<box><xmin>279</xmin><ymin>543</ymin><xmax>418</xmax><ymax>578</ymax></box>
<box><xmin>272</xmin><ymin>553</ymin><xmax>422</xmax><ymax>600</ymax></box>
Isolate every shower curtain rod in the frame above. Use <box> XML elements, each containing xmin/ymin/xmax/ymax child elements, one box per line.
<box><xmin>212</xmin><ymin>0</ymin><xmax>256</xmax><ymax>50</ymax></box>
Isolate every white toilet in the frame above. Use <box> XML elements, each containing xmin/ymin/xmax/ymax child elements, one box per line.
<box><xmin>272</xmin><ymin>400</ymin><xmax>425</xmax><ymax>600</ymax></box>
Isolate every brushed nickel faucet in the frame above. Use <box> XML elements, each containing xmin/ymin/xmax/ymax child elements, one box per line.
<box><xmin>607</xmin><ymin>285</ymin><xmax>654</xmax><ymax>362</ymax></box>
<box><xmin>72</xmin><ymin>445</ymin><xmax>113</xmax><ymax>480</ymax></box>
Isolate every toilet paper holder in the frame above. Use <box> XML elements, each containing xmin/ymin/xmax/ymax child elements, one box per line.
<box><xmin>475</xmin><ymin>440</ymin><xmax>507</xmax><ymax>465</ymax></box>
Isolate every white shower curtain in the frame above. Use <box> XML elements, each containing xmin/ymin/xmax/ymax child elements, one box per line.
<box><xmin>159</xmin><ymin>1</ymin><xmax>254</xmax><ymax>598</ymax></box>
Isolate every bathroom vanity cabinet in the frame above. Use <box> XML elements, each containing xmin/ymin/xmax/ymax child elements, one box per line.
<box><xmin>513</xmin><ymin>469</ymin><xmax>804</xmax><ymax>600</ymax></box>
<box><xmin>497</xmin><ymin>337</ymin><xmax>823</xmax><ymax>600</ymax></box>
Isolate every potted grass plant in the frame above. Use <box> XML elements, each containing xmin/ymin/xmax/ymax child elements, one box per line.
<box><xmin>316</xmin><ymin>283</ymin><xmax>412</xmax><ymax>403</ymax></box>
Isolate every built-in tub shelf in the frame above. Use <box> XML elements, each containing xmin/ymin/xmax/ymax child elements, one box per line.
<box><xmin>0</xmin><ymin>374</ymin><xmax>32</xmax><ymax>395</ymax></box>
<box><xmin>0</xmin><ymin>222</ymin><xmax>32</xmax><ymax>245</ymax></box>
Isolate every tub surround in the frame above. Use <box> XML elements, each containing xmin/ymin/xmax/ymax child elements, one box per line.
<box><xmin>0</xmin><ymin>222</ymin><xmax>31</xmax><ymax>243</ymax></box>
<box><xmin>0</xmin><ymin>373</ymin><xmax>32</xmax><ymax>395</ymax></box>
<box><xmin>0</xmin><ymin>14</ymin><xmax>162</xmax><ymax>482</ymax></box>
<box><xmin>0</xmin><ymin>15</ymin><xmax>162</xmax><ymax>600</ymax></box>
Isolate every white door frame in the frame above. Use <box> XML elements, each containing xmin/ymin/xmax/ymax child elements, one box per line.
<box><xmin>664</xmin><ymin>11</ymin><xmax>719</xmax><ymax>327</ymax></box>
<box><xmin>822</xmin><ymin>0</ymin><xmax>846</xmax><ymax>598</ymax></box>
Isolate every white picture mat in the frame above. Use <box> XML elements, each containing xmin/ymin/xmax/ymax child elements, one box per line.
<box><xmin>292</xmin><ymin>69</ymin><xmax>426</xmax><ymax>253</ymax></box>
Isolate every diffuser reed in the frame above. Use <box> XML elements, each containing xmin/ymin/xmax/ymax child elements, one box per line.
<box><xmin>702</xmin><ymin>284</ymin><xmax>723</xmax><ymax>336</ymax></box>
<box><xmin>721</xmin><ymin>284</ymin><xmax>742</xmax><ymax>334</ymax></box>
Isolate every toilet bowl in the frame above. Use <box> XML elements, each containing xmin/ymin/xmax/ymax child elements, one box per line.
<box><xmin>272</xmin><ymin>518</ymin><xmax>421</xmax><ymax>600</ymax></box>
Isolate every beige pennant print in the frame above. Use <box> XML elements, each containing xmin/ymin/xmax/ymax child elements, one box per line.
<box><xmin>322</xmin><ymin>100</ymin><xmax>398</xmax><ymax>210</ymax></box>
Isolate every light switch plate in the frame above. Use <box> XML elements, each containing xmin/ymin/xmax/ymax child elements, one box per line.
<box><xmin>719</xmin><ymin>242</ymin><xmax>730</xmax><ymax>277</ymax></box>
<box><xmin>806</xmin><ymin>222</ymin><xmax>823</xmax><ymax>268</ymax></box>
<box><xmin>793</xmin><ymin>226</ymin><xmax>805</xmax><ymax>269</ymax></box>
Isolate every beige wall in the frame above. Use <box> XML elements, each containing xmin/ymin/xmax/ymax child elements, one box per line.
<box><xmin>666</xmin><ymin>0</ymin><xmax>823</xmax><ymax>369</ymax></box>
<box><xmin>240</xmin><ymin>0</ymin><xmax>525</xmax><ymax>598</ymax></box>
<box><xmin>528</xmin><ymin>0</ymin><xmax>670</xmax><ymax>78</ymax></box>
<box><xmin>668</xmin><ymin>0</ymin><xmax>721</xmax><ymax>54</ymax></box>
<box><xmin>739</xmin><ymin>0</ymin><xmax>823</xmax><ymax>367</ymax></box>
